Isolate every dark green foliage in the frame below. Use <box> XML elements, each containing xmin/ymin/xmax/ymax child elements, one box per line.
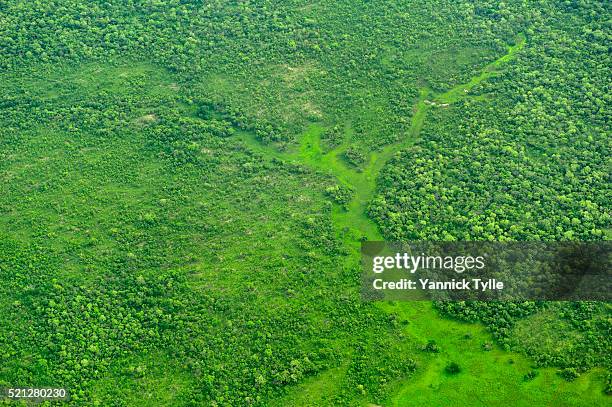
<box><xmin>343</xmin><ymin>147</ymin><xmax>366</xmax><ymax>168</ymax></box>
<box><xmin>523</xmin><ymin>370</ymin><xmax>539</xmax><ymax>382</ymax></box>
<box><xmin>369</xmin><ymin>0</ymin><xmax>611</xmax><ymax>378</ymax></box>
<box><xmin>370</xmin><ymin>3</ymin><xmax>609</xmax><ymax>242</ymax></box>
<box><xmin>422</xmin><ymin>340</ymin><xmax>440</xmax><ymax>353</ymax></box>
<box><xmin>445</xmin><ymin>362</ymin><xmax>461</xmax><ymax>375</ymax></box>
<box><xmin>558</xmin><ymin>368</ymin><xmax>580</xmax><ymax>382</ymax></box>
<box><xmin>320</xmin><ymin>125</ymin><xmax>344</xmax><ymax>152</ymax></box>
<box><xmin>0</xmin><ymin>0</ymin><xmax>609</xmax><ymax>406</ymax></box>
<box><xmin>342</xmin><ymin>340</ymin><xmax>416</xmax><ymax>403</ymax></box>
<box><xmin>325</xmin><ymin>185</ymin><xmax>354</xmax><ymax>209</ymax></box>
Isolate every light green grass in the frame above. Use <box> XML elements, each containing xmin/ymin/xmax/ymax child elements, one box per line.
<box><xmin>3</xmin><ymin>32</ymin><xmax>606</xmax><ymax>406</ymax></box>
<box><xmin>435</xmin><ymin>34</ymin><xmax>526</xmax><ymax>104</ymax></box>
<box><xmin>248</xmin><ymin>34</ymin><xmax>608</xmax><ymax>406</ymax></box>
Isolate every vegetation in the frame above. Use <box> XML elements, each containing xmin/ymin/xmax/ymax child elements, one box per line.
<box><xmin>422</xmin><ymin>340</ymin><xmax>440</xmax><ymax>354</ymax></box>
<box><xmin>445</xmin><ymin>362</ymin><xmax>462</xmax><ymax>375</ymax></box>
<box><xmin>325</xmin><ymin>185</ymin><xmax>354</xmax><ymax>209</ymax></box>
<box><xmin>523</xmin><ymin>370</ymin><xmax>539</xmax><ymax>382</ymax></box>
<box><xmin>0</xmin><ymin>0</ymin><xmax>609</xmax><ymax>406</ymax></box>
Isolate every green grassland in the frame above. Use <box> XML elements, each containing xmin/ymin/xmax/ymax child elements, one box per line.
<box><xmin>0</xmin><ymin>1</ymin><xmax>610</xmax><ymax>406</ymax></box>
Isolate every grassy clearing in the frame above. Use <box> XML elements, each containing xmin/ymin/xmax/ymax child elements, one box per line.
<box><xmin>435</xmin><ymin>34</ymin><xmax>526</xmax><ymax>104</ymax></box>
<box><xmin>1</xmin><ymin>26</ymin><xmax>606</xmax><ymax>406</ymax></box>
<box><xmin>235</xmin><ymin>33</ymin><xmax>607</xmax><ymax>406</ymax></box>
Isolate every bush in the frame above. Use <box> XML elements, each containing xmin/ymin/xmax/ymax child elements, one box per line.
<box><xmin>523</xmin><ymin>370</ymin><xmax>539</xmax><ymax>381</ymax></box>
<box><xmin>445</xmin><ymin>362</ymin><xmax>461</xmax><ymax>375</ymax></box>
<box><xmin>343</xmin><ymin>147</ymin><xmax>366</xmax><ymax>167</ymax></box>
<box><xmin>558</xmin><ymin>368</ymin><xmax>580</xmax><ymax>382</ymax></box>
<box><xmin>422</xmin><ymin>340</ymin><xmax>440</xmax><ymax>353</ymax></box>
<box><xmin>324</xmin><ymin>185</ymin><xmax>354</xmax><ymax>208</ymax></box>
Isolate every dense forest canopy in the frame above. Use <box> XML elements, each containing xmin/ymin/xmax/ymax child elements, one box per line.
<box><xmin>0</xmin><ymin>0</ymin><xmax>610</xmax><ymax>406</ymax></box>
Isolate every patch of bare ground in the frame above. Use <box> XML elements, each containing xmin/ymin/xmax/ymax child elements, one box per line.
<box><xmin>135</xmin><ymin>113</ymin><xmax>159</xmax><ymax>126</ymax></box>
